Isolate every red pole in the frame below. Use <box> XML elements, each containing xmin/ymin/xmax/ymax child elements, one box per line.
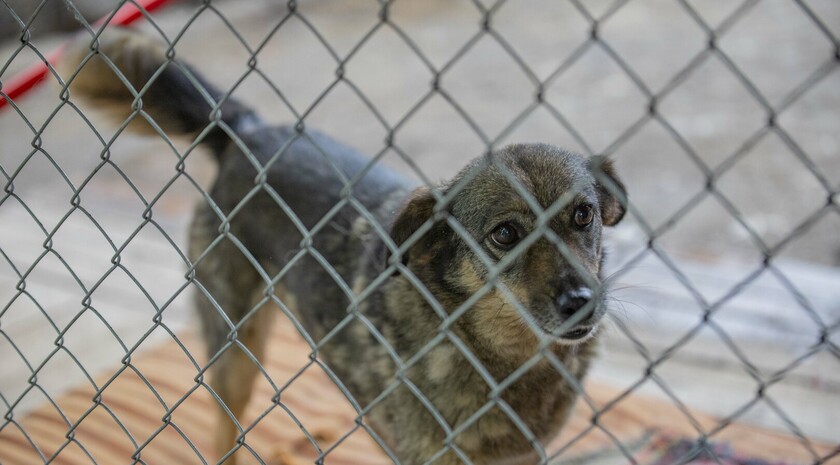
<box><xmin>0</xmin><ymin>0</ymin><xmax>173</xmax><ymax>111</ymax></box>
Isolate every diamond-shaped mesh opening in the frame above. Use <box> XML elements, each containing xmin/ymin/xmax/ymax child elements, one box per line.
<box><xmin>1</xmin><ymin>45</ymin><xmax>62</xmax><ymax>123</ymax></box>
<box><xmin>708</xmin><ymin>271</ymin><xmax>825</xmax><ymax>371</ymax></box>
<box><xmin>717</xmin><ymin>0</ymin><xmax>835</xmax><ymax>106</ymax></box>
<box><xmin>18</xmin><ymin>250</ymin><xmax>88</xmax><ymax>315</ymax></box>
<box><xmin>651</xmin><ymin>323</ymin><xmax>764</xmax><ymax>422</ymax></box>
<box><xmin>575</xmin><ymin>378</ymin><xmax>709</xmax><ymax>455</ymax></box>
<box><xmin>116</xmin><ymin>225</ymin><xmax>192</xmax><ymax>303</ymax></box>
<box><xmin>0</xmin><ymin>329</ymin><xmax>37</xmax><ymax>404</ymax></box>
<box><xmin>0</xmin><ymin>421</ymin><xmax>45</xmax><ymax>463</ymax></box>
<box><xmin>598</xmin><ymin>254</ymin><xmax>706</xmax><ymax>358</ymax></box>
<box><xmin>391</xmin><ymin>93</ymin><xmax>487</xmax><ymax>178</ymax></box>
<box><xmin>771</xmin><ymin>248</ymin><xmax>840</xmax><ymax>325</ymax></box>
<box><xmin>304</xmin><ymin>81</ymin><xmax>389</xmax><ymax>158</ymax></box>
<box><xmin>2</xmin><ymin>1</ymin><xmax>839</xmax><ymax>465</ymax></box>
<box><xmin>83</xmin><ymin>272</ymin><xmax>162</xmax><ymax>345</ymax></box>
<box><xmin>80</xmin><ymin>140</ymin><xmax>185</xmax><ymax>208</ymax></box>
<box><xmin>4</xmin><ymin>157</ymin><xmax>76</xmax><ymax>233</ymax></box>
<box><xmin>714</xmin><ymin>132</ymin><xmax>829</xmax><ymax>249</ymax></box>
<box><xmin>601</xmin><ymin>0</ymin><xmax>708</xmax><ymax>92</ymax></box>
<box><xmin>657</xmin><ymin>54</ymin><xmax>768</xmax><ymax>169</ymax></box>
<box><xmin>495</xmin><ymin>105</ymin><xmax>588</xmax><ymax>154</ymax></box>
<box><xmin>30</xmin><ymin>103</ymin><xmax>108</xmax><ymax>185</ymax></box>
<box><xmin>140</xmin><ymin>422</ymin><xmax>208</xmax><ymax>465</ymax></box>
<box><xmin>612</xmin><ymin>122</ymin><xmax>708</xmax><ymax>229</ymax></box>
<box><xmin>572</xmin><ymin>0</ymin><xmax>630</xmax><ymax>21</ymax></box>
<box><xmin>388</xmin><ymin>0</ymin><xmax>481</xmax><ymax>70</ymax></box>
<box><xmin>545</xmin><ymin>45</ymin><xmax>649</xmax><ymax>153</ymax></box>
<box><xmin>344</xmin><ymin>26</ymin><xmax>435</xmax><ymax>127</ymax></box>
<box><xmin>802</xmin><ymin>0</ymin><xmax>840</xmax><ymax>39</ymax></box>
<box><xmin>19</xmin><ymin>346</ymin><xmax>93</xmax><ymax>417</ymax></box>
<box><xmin>0</xmin><ymin>198</ymin><xmax>50</xmax><ymax>274</ymax></box>
<box><xmin>756</xmin><ymin>369</ymin><xmax>838</xmax><ymax>445</ymax></box>
<box><xmin>47</xmin><ymin>209</ymin><xmax>123</xmax><ymax>288</ymax></box>
<box><xmin>0</xmin><ymin>99</ymin><xmax>41</xmax><ymax>165</ymax></box>
<box><xmin>297</xmin><ymin>2</ymin><xmax>382</xmax><ymax>59</ymax></box>
<box><xmin>684</xmin><ymin>0</ymin><xmax>750</xmax><ymax>29</ymax></box>
<box><xmin>493</xmin><ymin>0</ymin><xmax>589</xmax><ymax>81</ymax></box>
<box><xmin>40</xmin><ymin>438</ymin><xmax>93</xmax><ymax>465</ymax></box>
<box><xmin>777</xmin><ymin>66</ymin><xmax>840</xmax><ymax>190</ymax></box>
<box><xmin>72</xmin><ymin>402</ymin><xmax>142</xmax><ymax>463</ymax></box>
<box><xmin>441</xmin><ymin>34</ymin><xmax>537</xmax><ymax>139</ymax></box>
<box><xmin>248</xmin><ymin>14</ymin><xmax>341</xmax><ymax>116</ymax></box>
<box><xmin>60</xmin><ymin>303</ymin><xmax>134</xmax><ymax>371</ymax></box>
<box><xmin>653</xmin><ymin>194</ymin><xmax>767</xmax><ymax>284</ymax></box>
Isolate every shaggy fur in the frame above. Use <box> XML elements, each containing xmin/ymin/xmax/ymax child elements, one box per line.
<box><xmin>64</xmin><ymin>30</ymin><xmax>627</xmax><ymax>465</ymax></box>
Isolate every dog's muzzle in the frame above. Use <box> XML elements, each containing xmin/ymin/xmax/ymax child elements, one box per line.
<box><xmin>555</xmin><ymin>287</ymin><xmax>599</xmax><ymax>340</ymax></box>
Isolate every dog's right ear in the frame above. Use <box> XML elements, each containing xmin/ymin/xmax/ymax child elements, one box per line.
<box><xmin>387</xmin><ymin>186</ymin><xmax>437</xmax><ymax>270</ymax></box>
<box><xmin>589</xmin><ymin>156</ymin><xmax>627</xmax><ymax>227</ymax></box>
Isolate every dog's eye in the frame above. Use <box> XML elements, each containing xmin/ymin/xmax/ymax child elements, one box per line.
<box><xmin>574</xmin><ymin>205</ymin><xmax>594</xmax><ymax>228</ymax></box>
<box><xmin>490</xmin><ymin>223</ymin><xmax>520</xmax><ymax>248</ymax></box>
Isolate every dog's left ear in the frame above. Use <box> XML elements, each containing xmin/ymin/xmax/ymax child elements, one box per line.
<box><xmin>387</xmin><ymin>186</ymin><xmax>437</xmax><ymax>268</ymax></box>
<box><xmin>589</xmin><ymin>156</ymin><xmax>627</xmax><ymax>226</ymax></box>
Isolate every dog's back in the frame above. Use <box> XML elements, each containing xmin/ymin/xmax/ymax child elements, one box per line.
<box><xmin>64</xmin><ymin>29</ymin><xmax>411</xmax><ymax>321</ymax></box>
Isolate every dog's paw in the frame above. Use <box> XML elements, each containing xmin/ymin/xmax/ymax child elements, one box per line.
<box><xmin>267</xmin><ymin>450</ymin><xmax>304</xmax><ymax>465</ymax></box>
<box><xmin>296</xmin><ymin>429</ymin><xmax>338</xmax><ymax>450</ymax></box>
<box><xmin>268</xmin><ymin>429</ymin><xmax>337</xmax><ymax>465</ymax></box>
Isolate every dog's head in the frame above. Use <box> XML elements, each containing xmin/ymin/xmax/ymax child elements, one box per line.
<box><xmin>388</xmin><ymin>144</ymin><xmax>626</xmax><ymax>354</ymax></box>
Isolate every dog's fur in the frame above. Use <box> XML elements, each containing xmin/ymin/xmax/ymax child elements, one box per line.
<box><xmin>65</xmin><ymin>30</ymin><xmax>627</xmax><ymax>465</ymax></box>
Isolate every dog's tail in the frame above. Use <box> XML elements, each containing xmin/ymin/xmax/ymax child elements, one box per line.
<box><xmin>61</xmin><ymin>29</ymin><xmax>260</xmax><ymax>154</ymax></box>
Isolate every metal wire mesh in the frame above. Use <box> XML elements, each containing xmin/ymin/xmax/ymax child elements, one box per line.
<box><xmin>1</xmin><ymin>1</ymin><xmax>838</xmax><ymax>465</ymax></box>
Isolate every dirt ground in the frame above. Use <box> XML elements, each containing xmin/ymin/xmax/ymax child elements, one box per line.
<box><xmin>2</xmin><ymin>0</ymin><xmax>839</xmax><ymax>267</ymax></box>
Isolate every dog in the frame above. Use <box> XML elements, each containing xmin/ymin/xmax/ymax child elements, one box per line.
<box><xmin>64</xmin><ymin>29</ymin><xmax>627</xmax><ymax>465</ymax></box>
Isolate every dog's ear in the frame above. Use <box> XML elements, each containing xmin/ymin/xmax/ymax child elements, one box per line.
<box><xmin>387</xmin><ymin>186</ymin><xmax>437</xmax><ymax>268</ymax></box>
<box><xmin>589</xmin><ymin>156</ymin><xmax>627</xmax><ymax>226</ymax></box>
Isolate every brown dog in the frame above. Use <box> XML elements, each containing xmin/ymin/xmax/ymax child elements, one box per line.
<box><xmin>66</xmin><ymin>30</ymin><xmax>627</xmax><ymax>465</ymax></box>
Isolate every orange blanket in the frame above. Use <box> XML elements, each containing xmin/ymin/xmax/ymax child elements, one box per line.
<box><xmin>1</xmin><ymin>320</ymin><xmax>834</xmax><ymax>465</ymax></box>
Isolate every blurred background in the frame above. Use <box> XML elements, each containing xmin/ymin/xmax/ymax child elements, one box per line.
<box><xmin>1</xmin><ymin>1</ymin><xmax>838</xmax><ymax>464</ymax></box>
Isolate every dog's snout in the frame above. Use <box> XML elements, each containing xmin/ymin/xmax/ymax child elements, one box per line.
<box><xmin>555</xmin><ymin>287</ymin><xmax>593</xmax><ymax>320</ymax></box>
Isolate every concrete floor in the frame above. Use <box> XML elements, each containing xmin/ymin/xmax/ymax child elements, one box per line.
<box><xmin>1</xmin><ymin>0</ymin><xmax>839</xmax><ymax>461</ymax></box>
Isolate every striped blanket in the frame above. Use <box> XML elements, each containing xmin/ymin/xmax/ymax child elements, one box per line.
<box><xmin>0</xmin><ymin>319</ymin><xmax>829</xmax><ymax>465</ymax></box>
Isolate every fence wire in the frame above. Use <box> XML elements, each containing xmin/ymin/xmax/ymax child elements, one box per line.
<box><xmin>1</xmin><ymin>1</ymin><xmax>839</xmax><ymax>465</ymax></box>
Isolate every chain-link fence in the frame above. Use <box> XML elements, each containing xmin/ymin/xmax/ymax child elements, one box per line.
<box><xmin>1</xmin><ymin>1</ymin><xmax>839</xmax><ymax>464</ymax></box>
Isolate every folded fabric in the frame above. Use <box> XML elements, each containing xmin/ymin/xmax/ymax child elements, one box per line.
<box><xmin>645</xmin><ymin>436</ymin><xmax>794</xmax><ymax>465</ymax></box>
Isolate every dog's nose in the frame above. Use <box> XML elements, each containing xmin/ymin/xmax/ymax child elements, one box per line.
<box><xmin>555</xmin><ymin>287</ymin><xmax>593</xmax><ymax>321</ymax></box>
